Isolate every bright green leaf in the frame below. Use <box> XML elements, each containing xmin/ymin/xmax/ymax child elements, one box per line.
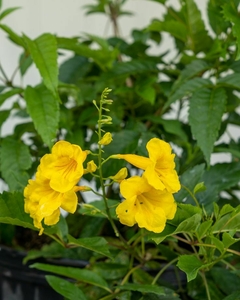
<box><xmin>0</xmin><ymin>24</ymin><xmax>26</xmax><ymax>48</ymax></box>
<box><xmin>24</xmin><ymin>33</ymin><xmax>59</xmax><ymax>97</ymax></box>
<box><xmin>193</xmin><ymin>182</ymin><xmax>206</xmax><ymax>194</ymax></box>
<box><xmin>196</xmin><ymin>219</ymin><xmax>213</xmax><ymax>240</ymax></box>
<box><xmin>189</xmin><ymin>88</ymin><xmax>227</xmax><ymax>165</ymax></box>
<box><xmin>24</xmin><ymin>85</ymin><xmax>59</xmax><ymax>148</ymax></box>
<box><xmin>31</xmin><ymin>263</ymin><xmax>111</xmax><ymax>292</ymax></box>
<box><xmin>0</xmin><ymin>7</ymin><xmax>21</xmax><ymax>21</ymax></box>
<box><xmin>210</xmin><ymin>235</ymin><xmax>224</xmax><ymax>253</ymax></box>
<box><xmin>46</xmin><ymin>275</ymin><xmax>87</xmax><ymax>300</ymax></box>
<box><xmin>19</xmin><ymin>52</ymin><xmax>33</xmax><ymax>76</ymax></box>
<box><xmin>177</xmin><ymin>255</ymin><xmax>202</xmax><ymax>282</ymax></box>
<box><xmin>222</xmin><ymin>232</ymin><xmax>240</xmax><ymax>249</ymax></box>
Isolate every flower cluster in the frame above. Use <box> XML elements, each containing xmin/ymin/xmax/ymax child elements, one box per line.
<box><xmin>24</xmin><ymin>140</ymin><xmax>95</xmax><ymax>235</ymax></box>
<box><xmin>115</xmin><ymin>138</ymin><xmax>180</xmax><ymax>233</ymax></box>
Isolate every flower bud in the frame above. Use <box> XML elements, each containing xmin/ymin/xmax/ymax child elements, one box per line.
<box><xmin>84</xmin><ymin>160</ymin><xmax>97</xmax><ymax>174</ymax></box>
<box><xmin>110</xmin><ymin>167</ymin><xmax>128</xmax><ymax>182</ymax></box>
<box><xmin>98</xmin><ymin>132</ymin><xmax>113</xmax><ymax>145</ymax></box>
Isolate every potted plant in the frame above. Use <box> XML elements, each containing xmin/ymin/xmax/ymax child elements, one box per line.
<box><xmin>1</xmin><ymin>0</ymin><xmax>240</xmax><ymax>299</ymax></box>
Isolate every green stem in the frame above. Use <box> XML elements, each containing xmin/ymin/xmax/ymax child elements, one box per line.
<box><xmin>151</xmin><ymin>257</ymin><xmax>179</xmax><ymax>285</ymax></box>
<box><xmin>200</xmin><ymin>271</ymin><xmax>211</xmax><ymax>300</ymax></box>
<box><xmin>181</xmin><ymin>184</ymin><xmax>200</xmax><ymax>208</ymax></box>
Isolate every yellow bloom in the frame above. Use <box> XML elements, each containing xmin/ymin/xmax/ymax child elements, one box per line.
<box><xmin>98</xmin><ymin>132</ymin><xmax>113</xmax><ymax>145</ymax></box>
<box><xmin>109</xmin><ymin>167</ymin><xmax>128</xmax><ymax>182</ymax></box>
<box><xmin>116</xmin><ymin>175</ymin><xmax>176</xmax><ymax>233</ymax></box>
<box><xmin>24</xmin><ymin>173</ymin><xmax>79</xmax><ymax>235</ymax></box>
<box><xmin>39</xmin><ymin>140</ymin><xmax>88</xmax><ymax>193</ymax></box>
<box><xmin>116</xmin><ymin>138</ymin><xmax>180</xmax><ymax>193</ymax></box>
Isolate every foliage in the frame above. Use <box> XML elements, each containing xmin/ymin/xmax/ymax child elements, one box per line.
<box><xmin>1</xmin><ymin>0</ymin><xmax>240</xmax><ymax>299</ymax></box>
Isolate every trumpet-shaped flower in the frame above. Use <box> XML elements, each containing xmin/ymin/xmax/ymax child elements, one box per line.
<box><xmin>39</xmin><ymin>140</ymin><xmax>88</xmax><ymax>193</ymax></box>
<box><xmin>116</xmin><ymin>138</ymin><xmax>180</xmax><ymax>193</ymax></box>
<box><xmin>116</xmin><ymin>175</ymin><xmax>176</xmax><ymax>233</ymax></box>
<box><xmin>24</xmin><ymin>173</ymin><xmax>79</xmax><ymax>235</ymax></box>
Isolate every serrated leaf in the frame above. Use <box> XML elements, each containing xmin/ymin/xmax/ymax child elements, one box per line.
<box><xmin>175</xmin><ymin>213</ymin><xmax>202</xmax><ymax>233</ymax></box>
<box><xmin>222</xmin><ymin>232</ymin><xmax>240</xmax><ymax>249</ymax></box>
<box><xmin>0</xmin><ymin>191</ymin><xmax>34</xmax><ymax>229</ymax></box>
<box><xmin>0</xmin><ymin>7</ymin><xmax>21</xmax><ymax>21</ymax></box>
<box><xmin>189</xmin><ymin>88</ymin><xmax>227</xmax><ymax>165</ymax></box>
<box><xmin>0</xmin><ymin>137</ymin><xmax>31</xmax><ymax>190</ymax></box>
<box><xmin>0</xmin><ymin>87</ymin><xmax>23</xmax><ymax>107</ymax></box>
<box><xmin>68</xmin><ymin>236</ymin><xmax>113</xmax><ymax>259</ymax></box>
<box><xmin>46</xmin><ymin>275</ymin><xmax>87</xmax><ymax>300</ymax></box>
<box><xmin>164</xmin><ymin>77</ymin><xmax>212</xmax><ymax>110</ymax></box>
<box><xmin>177</xmin><ymin>255</ymin><xmax>203</xmax><ymax>282</ymax></box>
<box><xmin>24</xmin><ymin>85</ymin><xmax>59</xmax><ymax>148</ymax></box>
<box><xmin>210</xmin><ymin>235</ymin><xmax>224</xmax><ymax>253</ymax></box>
<box><xmin>24</xmin><ymin>33</ymin><xmax>58</xmax><ymax>97</ymax></box>
<box><xmin>207</xmin><ymin>0</ymin><xmax>230</xmax><ymax>35</ymax></box>
<box><xmin>116</xmin><ymin>283</ymin><xmax>165</xmax><ymax>295</ymax></box>
<box><xmin>31</xmin><ymin>263</ymin><xmax>111</xmax><ymax>292</ymax></box>
<box><xmin>219</xmin><ymin>204</ymin><xmax>235</xmax><ymax>217</ymax></box>
<box><xmin>218</xmin><ymin>73</ymin><xmax>240</xmax><ymax>90</ymax></box>
<box><xmin>223</xmin><ymin>3</ymin><xmax>240</xmax><ymax>60</ymax></box>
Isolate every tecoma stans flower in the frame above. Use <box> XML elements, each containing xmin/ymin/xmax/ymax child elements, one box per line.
<box><xmin>24</xmin><ymin>173</ymin><xmax>80</xmax><ymax>235</ymax></box>
<box><xmin>39</xmin><ymin>140</ymin><xmax>88</xmax><ymax>193</ymax></box>
<box><xmin>116</xmin><ymin>175</ymin><xmax>177</xmax><ymax>233</ymax></box>
<box><xmin>115</xmin><ymin>138</ymin><xmax>180</xmax><ymax>193</ymax></box>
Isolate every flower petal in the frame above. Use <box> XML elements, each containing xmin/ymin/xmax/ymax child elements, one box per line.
<box><xmin>117</xmin><ymin>154</ymin><xmax>150</xmax><ymax>170</ymax></box>
<box><xmin>61</xmin><ymin>190</ymin><xmax>78</xmax><ymax>213</ymax></box>
<box><xmin>116</xmin><ymin>196</ymin><xmax>137</xmax><ymax>227</ymax></box>
<box><xmin>44</xmin><ymin>209</ymin><xmax>60</xmax><ymax>226</ymax></box>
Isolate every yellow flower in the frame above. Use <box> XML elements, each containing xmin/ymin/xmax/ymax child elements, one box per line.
<box><xmin>116</xmin><ymin>175</ymin><xmax>176</xmax><ymax>233</ymax></box>
<box><xmin>115</xmin><ymin>138</ymin><xmax>180</xmax><ymax>193</ymax></box>
<box><xmin>98</xmin><ymin>132</ymin><xmax>113</xmax><ymax>145</ymax></box>
<box><xmin>39</xmin><ymin>140</ymin><xmax>88</xmax><ymax>193</ymax></box>
<box><xmin>109</xmin><ymin>167</ymin><xmax>128</xmax><ymax>182</ymax></box>
<box><xmin>24</xmin><ymin>173</ymin><xmax>79</xmax><ymax>235</ymax></box>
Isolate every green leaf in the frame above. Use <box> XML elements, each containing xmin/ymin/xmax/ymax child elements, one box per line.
<box><xmin>0</xmin><ymin>87</ymin><xmax>23</xmax><ymax>107</ymax></box>
<box><xmin>223</xmin><ymin>3</ymin><xmax>240</xmax><ymax>60</ymax></box>
<box><xmin>0</xmin><ymin>137</ymin><xmax>31</xmax><ymax>190</ymax></box>
<box><xmin>19</xmin><ymin>52</ymin><xmax>33</xmax><ymax>76</ymax></box>
<box><xmin>193</xmin><ymin>182</ymin><xmax>206</xmax><ymax>194</ymax></box>
<box><xmin>24</xmin><ymin>85</ymin><xmax>59</xmax><ymax>148</ymax></box>
<box><xmin>210</xmin><ymin>235</ymin><xmax>224</xmax><ymax>253</ymax></box>
<box><xmin>24</xmin><ymin>33</ymin><xmax>59</xmax><ymax>97</ymax></box>
<box><xmin>136</xmin><ymin>77</ymin><xmax>156</xmax><ymax>104</ymax></box>
<box><xmin>223</xmin><ymin>291</ymin><xmax>240</xmax><ymax>300</ymax></box>
<box><xmin>31</xmin><ymin>263</ymin><xmax>111</xmax><ymax>292</ymax></box>
<box><xmin>68</xmin><ymin>236</ymin><xmax>113</xmax><ymax>259</ymax></box>
<box><xmin>0</xmin><ymin>24</ymin><xmax>26</xmax><ymax>48</ymax></box>
<box><xmin>177</xmin><ymin>255</ymin><xmax>203</xmax><ymax>282</ymax></box>
<box><xmin>80</xmin><ymin>199</ymin><xmax>119</xmax><ymax>220</ymax></box>
<box><xmin>0</xmin><ymin>191</ymin><xmax>35</xmax><ymax>229</ymax></box>
<box><xmin>196</xmin><ymin>219</ymin><xmax>213</xmax><ymax>240</ymax></box>
<box><xmin>0</xmin><ymin>109</ymin><xmax>10</xmax><ymax>128</ymax></box>
<box><xmin>116</xmin><ymin>283</ymin><xmax>165</xmax><ymax>296</ymax></box>
<box><xmin>0</xmin><ymin>7</ymin><xmax>20</xmax><ymax>21</ymax></box>
<box><xmin>207</xmin><ymin>0</ymin><xmax>230</xmax><ymax>35</ymax></box>
<box><xmin>189</xmin><ymin>88</ymin><xmax>227</xmax><ymax>165</ymax></box>
<box><xmin>164</xmin><ymin>77</ymin><xmax>212</xmax><ymax>110</ymax></box>
<box><xmin>222</xmin><ymin>232</ymin><xmax>240</xmax><ymax>249</ymax></box>
<box><xmin>185</xmin><ymin>0</ymin><xmax>212</xmax><ymax>53</ymax></box>
<box><xmin>218</xmin><ymin>73</ymin><xmax>240</xmax><ymax>90</ymax></box>
<box><xmin>46</xmin><ymin>275</ymin><xmax>87</xmax><ymax>300</ymax></box>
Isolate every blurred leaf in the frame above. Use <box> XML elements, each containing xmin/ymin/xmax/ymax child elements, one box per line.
<box><xmin>24</xmin><ymin>85</ymin><xmax>59</xmax><ymax>148</ymax></box>
<box><xmin>0</xmin><ymin>137</ymin><xmax>31</xmax><ymax>190</ymax></box>
<box><xmin>0</xmin><ymin>192</ymin><xmax>35</xmax><ymax>229</ymax></box>
<box><xmin>31</xmin><ymin>263</ymin><xmax>111</xmax><ymax>292</ymax></box>
<box><xmin>207</xmin><ymin>0</ymin><xmax>230</xmax><ymax>35</ymax></box>
<box><xmin>193</xmin><ymin>182</ymin><xmax>206</xmax><ymax>194</ymax></box>
<box><xmin>0</xmin><ymin>7</ymin><xmax>20</xmax><ymax>21</ymax></box>
<box><xmin>46</xmin><ymin>275</ymin><xmax>87</xmax><ymax>300</ymax></box>
<box><xmin>68</xmin><ymin>236</ymin><xmax>113</xmax><ymax>258</ymax></box>
<box><xmin>0</xmin><ymin>109</ymin><xmax>10</xmax><ymax>128</ymax></box>
<box><xmin>0</xmin><ymin>87</ymin><xmax>23</xmax><ymax>106</ymax></box>
<box><xmin>80</xmin><ymin>199</ymin><xmax>118</xmax><ymax>220</ymax></box>
<box><xmin>0</xmin><ymin>24</ymin><xmax>26</xmax><ymax>48</ymax></box>
<box><xmin>223</xmin><ymin>3</ymin><xmax>240</xmax><ymax>60</ymax></box>
<box><xmin>116</xmin><ymin>283</ymin><xmax>165</xmax><ymax>295</ymax></box>
<box><xmin>19</xmin><ymin>52</ymin><xmax>33</xmax><ymax>76</ymax></box>
<box><xmin>189</xmin><ymin>88</ymin><xmax>227</xmax><ymax>165</ymax></box>
<box><xmin>24</xmin><ymin>33</ymin><xmax>59</xmax><ymax>98</ymax></box>
<box><xmin>223</xmin><ymin>291</ymin><xmax>240</xmax><ymax>300</ymax></box>
<box><xmin>185</xmin><ymin>0</ymin><xmax>212</xmax><ymax>53</ymax></box>
<box><xmin>218</xmin><ymin>73</ymin><xmax>240</xmax><ymax>90</ymax></box>
<box><xmin>93</xmin><ymin>262</ymin><xmax>128</xmax><ymax>280</ymax></box>
<box><xmin>211</xmin><ymin>267</ymin><xmax>240</xmax><ymax>295</ymax></box>
<box><xmin>136</xmin><ymin>77</ymin><xmax>156</xmax><ymax>104</ymax></box>
<box><xmin>177</xmin><ymin>255</ymin><xmax>203</xmax><ymax>282</ymax></box>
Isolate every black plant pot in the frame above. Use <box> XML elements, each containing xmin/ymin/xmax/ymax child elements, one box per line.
<box><xmin>0</xmin><ymin>246</ymin><xmax>63</xmax><ymax>300</ymax></box>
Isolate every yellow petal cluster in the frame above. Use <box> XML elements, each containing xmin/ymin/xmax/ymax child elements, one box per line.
<box><xmin>24</xmin><ymin>141</ymin><xmax>88</xmax><ymax>235</ymax></box>
<box><xmin>115</xmin><ymin>138</ymin><xmax>180</xmax><ymax>233</ymax></box>
<box><xmin>116</xmin><ymin>138</ymin><xmax>180</xmax><ymax>193</ymax></box>
<box><xmin>116</xmin><ymin>175</ymin><xmax>176</xmax><ymax>233</ymax></box>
